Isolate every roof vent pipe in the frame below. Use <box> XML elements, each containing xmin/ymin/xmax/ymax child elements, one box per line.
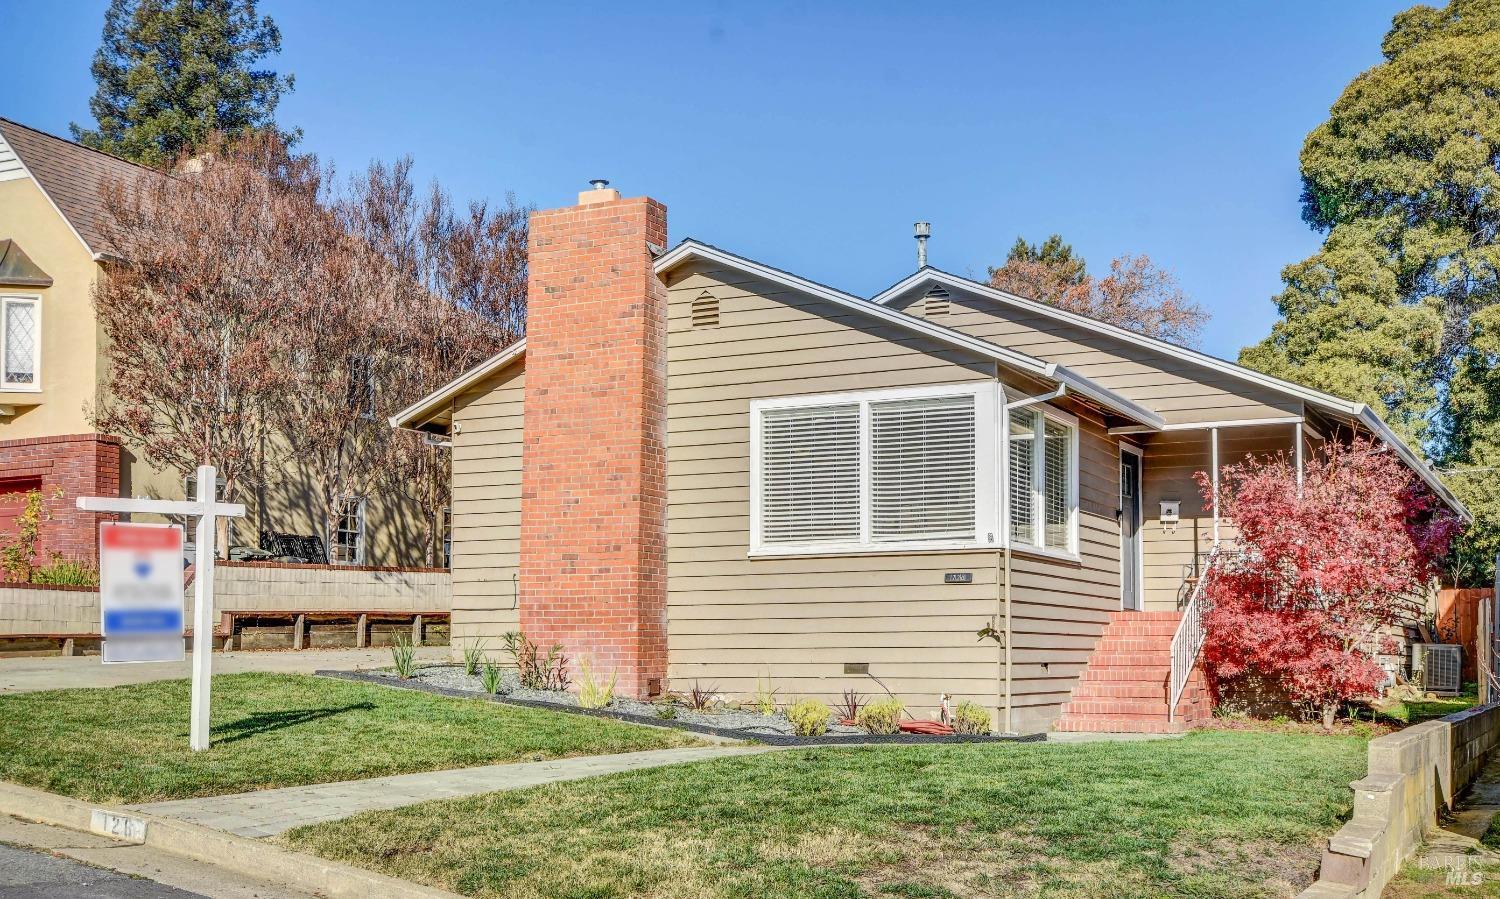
<box><xmin>914</xmin><ymin>222</ymin><xmax>931</xmax><ymax>268</ymax></box>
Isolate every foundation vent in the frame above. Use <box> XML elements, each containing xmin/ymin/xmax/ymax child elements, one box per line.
<box><xmin>691</xmin><ymin>291</ymin><xmax>720</xmax><ymax>328</ymax></box>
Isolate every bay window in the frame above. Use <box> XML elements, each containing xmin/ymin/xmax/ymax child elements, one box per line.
<box><xmin>750</xmin><ymin>382</ymin><xmax>1079</xmax><ymax>557</ymax></box>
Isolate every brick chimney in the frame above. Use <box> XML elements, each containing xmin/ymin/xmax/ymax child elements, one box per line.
<box><xmin>518</xmin><ymin>181</ymin><xmax>668</xmax><ymax>699</ymax></box>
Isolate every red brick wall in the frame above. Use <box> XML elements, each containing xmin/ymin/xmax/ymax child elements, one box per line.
<box><xmin>519</xmin><ymin>193</ymin><xmax>668</xmax><ymax>698</ymax></box>
<box><xmin>0</xmin><ymin>434</ymin><xmax>121</xmax><ymax>566</ymax></box>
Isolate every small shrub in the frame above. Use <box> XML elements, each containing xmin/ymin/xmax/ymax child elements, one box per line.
<box><xmin>836</xmin><ymin>689</ymin><xmax>865</xmax><ymax>722</ymax></box>
<box><xmin>787</xmin><ymin>698</ymin><xmax>830</xmax><ymax>736</ymax></box>
<box><xmin>752</xmin><ymin>676</ymin><xmax>778</xmax><ymax>715</ymax></box>
<box><xmin>856</xmin><ymin>698</ymin><xmax>905</xmax><ymax>735</ymax></box>
<box><xmin>578</xmin><ymin>659</ymin><xmax>617</xmax><ymax>709</ymax></box>
<box><xmin>951</xmin><ymin>701</ymin><xmax>991</xmax><ymax>735</ymax></box>
<box><xmin>480</xmin><ymin>662</ymin><xmax>503</xmax><ymax>695</ymax></box>
<box><xmin>391</xmin><ymin>632</ymin><xmax>416</xmax><ymax>679</ymax></box>
<box><xmin>501</xmin><ymin>631</ymin><xmax>569</xmax><ymax>691</ymax></box>
<box><xmin>655</xmin><ymin>702</ymin><xmax>678</xmax><ymax>720</ymax></box>
<box><xmin>687</xmin><ymin>681</ymin><xmax>718</xmax><ymax>712</ymax></box>
<box><xmin>0</xmin><ymin>488</ymin><xmax>59</xmax><ymax>583</ymax></box>
<box><xmin>462</xmin><ymin>639</ymin><xmax>487</xmax><ymax>676</ymax></box>
<box><xmin>30</xmin><ymin>555</ymin><xmax>99</xmax><ymax>587</ymax></box>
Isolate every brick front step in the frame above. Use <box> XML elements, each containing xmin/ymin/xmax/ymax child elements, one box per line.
<box><xmin>1052</xmin><ymin>714</ymin><xmax>1190</xmax><ymax>734</ymax></box>
<box><xmin>1053</xmin><ymin>610</ymin><xmax>1214</xmax><ymax>734</ymax></box>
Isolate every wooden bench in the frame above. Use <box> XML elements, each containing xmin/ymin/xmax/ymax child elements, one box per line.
<box><xmin>215</xmin><ymin>610</ymin><xmax>450</xmax><ymax>650</ymax></box>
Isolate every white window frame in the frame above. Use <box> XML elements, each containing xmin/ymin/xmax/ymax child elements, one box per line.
<box><xmin>748</xmin><ymin>382</ymin><xmax>1082</xmax><ymax>561</ymax></box>
<box><xmin>750</xmin><ymin>382</ymin><xmax>999</xmax><ymax>557</ymax></box>
<box><xmin>1001</xmin><ymin>401</ymin><xmax>1080</xmax><ymax>561</ymax></box>
<box><xmin>331</xmin><ymin>495</ymin><xmax>366</xmax><ymax>565</ymax></box>
<box><xmin>0</xmin><ymin>294</ymin><xmax>41</xmax><ymax>392</ymax></box>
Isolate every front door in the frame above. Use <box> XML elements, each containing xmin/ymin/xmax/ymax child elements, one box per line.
<box><xmin>1120</xmin><ymin>450</ymin><xmax>1143</xmax><ymax>610</ymax></box>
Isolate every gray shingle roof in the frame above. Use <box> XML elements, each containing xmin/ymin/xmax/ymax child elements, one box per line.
<box><xmin>0</xmin><ymin>118</ymin><xmax>160</xmax><ymax>257</ymax></box>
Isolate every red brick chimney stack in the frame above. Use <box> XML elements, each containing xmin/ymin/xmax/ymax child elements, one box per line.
<box><xmin>518</xmin><ymin>181</ymin><xmax>668</xmax><ymax>699</ymax></box>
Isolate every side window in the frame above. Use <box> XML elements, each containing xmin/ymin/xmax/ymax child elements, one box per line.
<box><xmin>331</xmin><ymin>496</ymin><xmax>365</xmax><ymax>564</ymax></box>
<box><xmin>2</xmin><ymin>296</ymin><xmax>39</xmax><ymax>389</ymax></box>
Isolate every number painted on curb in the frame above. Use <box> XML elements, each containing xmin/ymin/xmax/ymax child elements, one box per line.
<box><xmin>90</xmin><ymin>809</ymin><xmax>147</xmax><ymax>842</ymax></box>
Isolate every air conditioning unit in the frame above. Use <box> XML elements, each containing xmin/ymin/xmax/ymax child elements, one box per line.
<box><xmin>1411</xmin><ymin>643</ymin><xmax>1462</xmax><ymax>696</ymax></box>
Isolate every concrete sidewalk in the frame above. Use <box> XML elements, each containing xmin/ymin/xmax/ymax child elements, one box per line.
<box><xmin>0</xmin><ymin>814</ymin><xmax>316</xmax><ymax>898</ymax></box>
<box><xmin>131</xmin><ymin>744</ymin><xmax>772</xmax><ymax>838</ymax></box>
<box><xmin>0</xmin><ymin>647</ymin><xmax>447</xmax><ymax>693</ymax></box>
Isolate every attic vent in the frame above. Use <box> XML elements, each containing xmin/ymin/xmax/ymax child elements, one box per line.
<box><xmin>691</xmin><ymin>291</ymin><xmax>720</xmax><ymax>328</ymax></box>
<box><xmin>923</xmin><ymin>286</ymin><xmax>951</xmax><ymax>316</ymax></box>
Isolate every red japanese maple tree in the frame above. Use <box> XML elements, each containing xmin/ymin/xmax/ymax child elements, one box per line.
<box><xmin>1196</xmin><ymin>438</ymin><xmax>1461</xmax><ymax>727</ymax></box>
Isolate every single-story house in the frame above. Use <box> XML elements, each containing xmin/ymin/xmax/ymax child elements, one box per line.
<box><xmin>392</xmin><ymin>183</ymin><xmax>1469</xmax><ymax>734</ymax></box>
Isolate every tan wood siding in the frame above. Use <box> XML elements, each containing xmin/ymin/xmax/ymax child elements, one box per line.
<box><xmin>900</xmin><ymin>293</ymin><xmax>1301</xmax><ymax>426</ymax></box>
<box><xmin>665</xmin><ymin>263</ymin><xmax>1126</xmax><ymax>732</ymax></box>
<box><xmin>447</xmin><ymin>361</ymin><xmax>525</xmax><ymax>655</ymax></box>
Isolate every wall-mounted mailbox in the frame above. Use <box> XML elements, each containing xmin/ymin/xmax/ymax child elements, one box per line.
<box><xmin>1159</xmin><ymin>501</ymin><xmax>1181</xmax><ymax>524</ymax></box>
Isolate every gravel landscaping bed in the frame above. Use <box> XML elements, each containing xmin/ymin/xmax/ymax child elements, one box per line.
<box><xmin>319</xmin><ymin>665</ymin><xmax>1043</xmax><ymax>745</ymax></box>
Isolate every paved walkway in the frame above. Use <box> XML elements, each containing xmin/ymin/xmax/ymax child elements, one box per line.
<box><xmin>0</xmin><ymin>647</ymin><xmax>447</xmax><ymax>694</ymax></box>
<box><xmin>131</xmin><ymin>744</ymin><xmax>771</xmax><ymax>838</ymax></box>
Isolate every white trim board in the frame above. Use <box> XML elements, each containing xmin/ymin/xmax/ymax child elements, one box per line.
<box><xmin>388</xmin><ymin>337</ymin><xmax>526</xmax><ymax>431</ymax></box>
<box><xmin>871</xmin><ymin>268</ymin><xmax>1469</xmax><ymax>521</ymax></box>
<box><xmin>655</xmin><ymin>240</ymin><xmax>1165</xmax><ymax>430</ymax></box>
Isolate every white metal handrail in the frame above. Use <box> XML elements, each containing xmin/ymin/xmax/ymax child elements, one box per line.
<box><xmin>1168</xmin><ymin>542</ymin><xmax>1221</xmax><ymax>722</ymax></box>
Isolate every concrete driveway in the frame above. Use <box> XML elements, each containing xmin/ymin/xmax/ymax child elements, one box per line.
<box><xmin>0</xmin><ymin>647</ymin><xmax>448</xmax><ymax>694</ymax></box>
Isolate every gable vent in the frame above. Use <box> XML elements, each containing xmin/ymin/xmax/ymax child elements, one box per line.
<box><xmin>691</xmin><ymin>291</ymin><xmax>720</xmax><ymax>328</ymax></box>
<box><xmin>923</xmin><ymin>286</ymin><xmax>951</xmax><ymax>316</ymax></box>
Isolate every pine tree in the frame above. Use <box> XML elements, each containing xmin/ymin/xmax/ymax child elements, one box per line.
<box><xmin>71</xmin><ymin>0</ymin><xmax>296</xmax><ymax>168</ymax></box>
<box><xmin>1240</xmin><ymin>0</ymin><xmax>1500</xmax><ymax>583</ymax></box>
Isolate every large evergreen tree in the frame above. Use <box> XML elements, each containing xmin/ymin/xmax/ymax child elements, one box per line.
<box><xmin>71</xmin><ymin>0</ymin><xmax>295</xmax><ymax>167</ymax></box>
<box><xmin>1240</xmin><ymin>0</ymin><xmax>1500</xmax><ymax>582</ymax></box>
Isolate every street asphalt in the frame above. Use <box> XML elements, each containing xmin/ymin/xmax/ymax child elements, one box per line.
<box><xmin>0</xmin><ymin>842</ymin><xmax>205</xmax><ymax>898</ymax></box>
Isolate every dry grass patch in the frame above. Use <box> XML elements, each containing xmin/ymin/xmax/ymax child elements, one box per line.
<box><xmin>282</xmin><ymin>731</ymin><xmax>1364</xmax><ymax>898</ymax></box>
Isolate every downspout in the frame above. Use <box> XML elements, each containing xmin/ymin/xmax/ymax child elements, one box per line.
<box><xmin>998</xmin><ymin>380</ymin><xmax>1067</xmax><ymax>736</ymax></box>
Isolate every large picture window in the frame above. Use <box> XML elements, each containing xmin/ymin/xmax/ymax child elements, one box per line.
<box><xmin>751</xmin><ymin>382</ymin><xmax>1079</xmax><ymax>558</ymax></box>
<box><xmin>752</xmin><ymin>384</ymin><xmax>996</xmax><ymax>555</ymax></box>
<box><xmin>1</xmin><ymin>296</ymin><xmax>39</xmax><ymax>390</ymax></box>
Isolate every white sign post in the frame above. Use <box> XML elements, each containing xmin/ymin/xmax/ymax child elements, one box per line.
<box><xmin>79</xmin><ymin>464</ymin><xmax>245</xmax><ymax>751</ymax></box>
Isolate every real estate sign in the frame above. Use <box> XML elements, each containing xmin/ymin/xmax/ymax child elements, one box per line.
<box><xmin>100</xmin><ymin>522</ymin><xmax>185</xmax><ymax>664</ymax></box>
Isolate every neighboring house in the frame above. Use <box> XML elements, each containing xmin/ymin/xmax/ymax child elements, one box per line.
<box><xmin>0</xmin><ymin>117</ymin><xmax>431</xmax><ymax>568</ymax></box>
<box><xmin>393</xmin><ymin>183</ymin><xmax>1469</xmax><ymax>734</ymax></box>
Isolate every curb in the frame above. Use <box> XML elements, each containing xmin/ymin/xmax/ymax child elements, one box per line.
<box><xmin>317</xmin><ymin>669</ymin><xmax>1048</xmax><ymax>746</ymax></box>
<box><xmin>0</xmin><ymin>780</ymin><xmax>463</xmax><ymax>899</ymax></box>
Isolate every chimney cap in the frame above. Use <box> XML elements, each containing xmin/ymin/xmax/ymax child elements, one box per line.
<box><xmin>913</xmin><ymin>221</ymin><xmax>931</xmax><ymax>238</ymax></box>
<box><xmin>578</xmin><ymin>179</ymin><xmax>621</xmax><ymax>206</ymax></box>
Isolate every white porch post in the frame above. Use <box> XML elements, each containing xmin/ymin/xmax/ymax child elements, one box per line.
<box><xmin>1294</xmin><ymin>422</ymin><xmax>1304</xmax><ymax>497</ymax></box>
<box><xmin>1210</xmin><ymin>427</ymin><xmax>1220</xmax><ymax>543</ymax></box>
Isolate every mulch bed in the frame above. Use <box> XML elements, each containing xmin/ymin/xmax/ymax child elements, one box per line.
<box><xmin>315</xmin><ymin>668</ymin><xmax>1043</xmax><ymax>746</ymax></box>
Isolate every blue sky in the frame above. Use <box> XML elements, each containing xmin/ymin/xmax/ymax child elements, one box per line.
<box><xmin>3</xmin><ymin>1</ymin><xmax>1407</xmax><ymax>360</ymax></box>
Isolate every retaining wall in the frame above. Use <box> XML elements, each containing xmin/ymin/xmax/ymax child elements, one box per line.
<box><xmin>1298</xmin><ymin>703</ymin><xmax>1500</xmax><ymax>898</ymax></box>
<box><xmin>0</xmin><ymin>562</ymin><xmax>451</xmax><ymax>638</ymax></box>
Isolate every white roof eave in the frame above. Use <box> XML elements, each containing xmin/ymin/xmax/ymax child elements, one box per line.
<box><xmin>388</xmin><ymin>338</ymin><xmax>527</xmax><ymax>432</ymax></box>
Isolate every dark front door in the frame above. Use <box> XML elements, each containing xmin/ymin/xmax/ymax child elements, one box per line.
<box><xmin>1120</xmin><ymin>451</ymin><xmax>1142</xmax><ymax>610</ymax></box>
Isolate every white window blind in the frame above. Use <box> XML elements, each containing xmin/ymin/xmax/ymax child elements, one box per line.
<box><xmin>1006</xmin><ymin>405</ymin><xmax>1077</xmax><ymax>554</ymax></box>
<box><xmin>870</xmin><ymin>394</ymin><xmax>976</xmax><ymax>542</ymax></box>
<box><xmin>1008</xmin><ymin>408</ymin><xmax>1036</xmax><ymax>544</ymax></box>
<box><xmin>759</xmin><ymin>404</ymin><xmax>861</xmax><ymax>545</ymax></box>
<box><xmin>1044</xmin><ymin>418</ymin><xmax>1072</xmax><ymax>548</ymax></box>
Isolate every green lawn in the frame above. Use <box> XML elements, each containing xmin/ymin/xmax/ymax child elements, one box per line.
<box><xmin>1376</xmin><ymin>690</ymin><xmax>1480</xmax><ymax>725</ymax></box>
<box><xmin>0</xmin><ymin>673</ymin><xmax>697</xmax><ymax>804</ymax></box>
<box><xmin>281</xmin><ymin>731</ymin><xmax>1365</xmax><ymax>899</ymax></box>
